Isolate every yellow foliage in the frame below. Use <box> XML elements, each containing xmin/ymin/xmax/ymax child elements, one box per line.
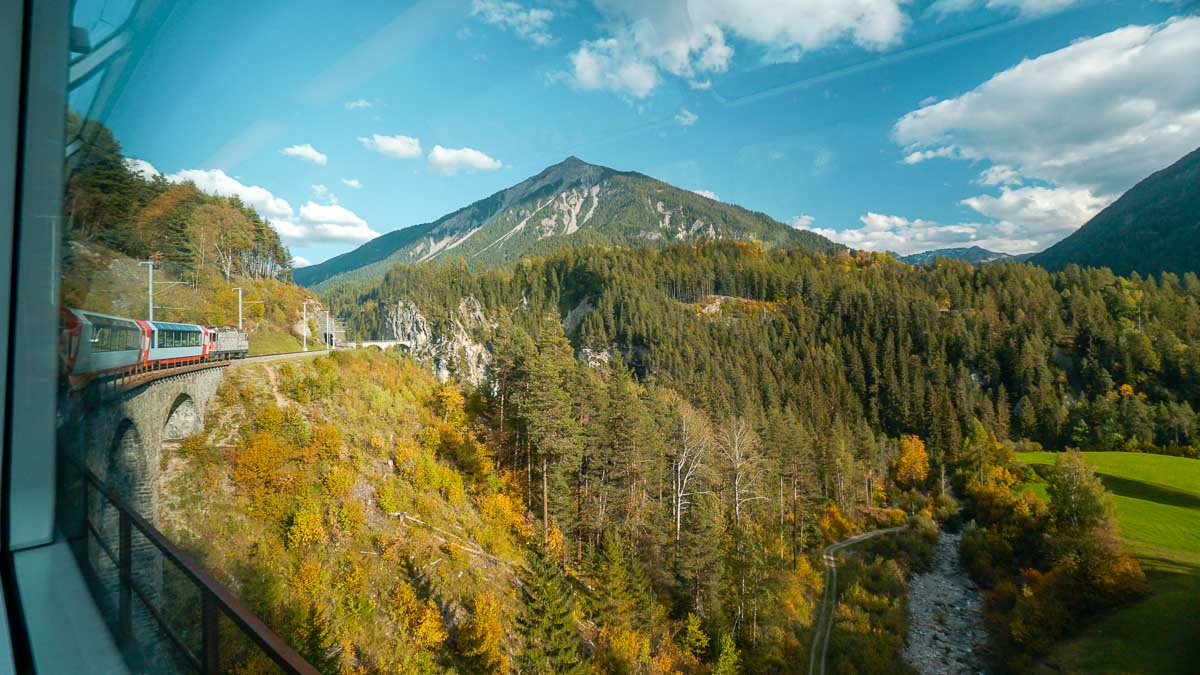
<box><xmin>435</xmin><ymin>385</ymin><xmax>467</xmax><ymax>429</ymax></box>
<box><xmin>546</xmin><ymin>518</ymin><xmax>566</xmax><ymax>563</ymax></box>
<box><xmin>287</xmin><ymin>500</ymin><xmax>325</xmax><ymax>549</ymax></box>
<box><xmin>602</xmin><ymin>626</ymin><xmax>652</xmax><ymax>672</ymax></box>
<box><xmin>337</xmin><ymin>500</ymin><xmax>366</xmax><ymax>537</ymax></box>
<box><xmin>322</xmin><ymin>466</ymin><xmax>355</xmax><ymax>499</ymax></box>
<box><xmin>389</xmin><ymin>581</ymin><xmax>447</xmax><ymax>651</ymax></box>
<box><xmin>393</xmin><ymin>438</ymin><xmax>419</xmax><ymax>475</ymax></box>
<box><xmin>894</xmin><ymin>435</ymin><xmax>930</xmax><ymax>489</ymax></box>
<box><xmin>231</xmin><ymin>434</ymin><xmax>287</xmax><ymax>489</ymax></box>
<box><xmin>336</xmin><ymin>557</ymin><xmax>367</xmax><ymax>593</ymax></box>
<box><xmin>819</xmin><ymin>504</ymin><xmax>856</xmax><ymax>542</ymax></box>
<box><xmin>304</xmin><ymin>424</ymin><xmax>344</xmax><ymax>463</ymax></box>
<box><xmin>479</xmin><ymin>491</ymin><xmax>532</xmax><ymax>540</ymax></box>
<box><xmin>376</xmin><ymin>477</ymin><xmax>409</xmax><ymax>514</ymax></box>
<box><xmin>457</xmin><ymin>591</ymin><xmax>508</xmax><ymax>674</ymax></box>
<box><xmin>292</xmin><ymin>558</ymin><xmax>323</xmax><ymax>597</ymax></box>
<box><xmin>1118</xmin><ymin>383</ymin><xmax>1135</xmax><ymax>398</ymax></box>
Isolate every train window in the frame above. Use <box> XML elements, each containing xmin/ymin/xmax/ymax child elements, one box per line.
<box><xmin>89</xmin><ymin>319</ymin><xmax>140</xmax><ymax>353</ymax></box>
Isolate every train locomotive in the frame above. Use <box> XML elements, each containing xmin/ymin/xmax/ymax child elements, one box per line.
<box><xmin>60</xmin><ymin>307</ymin><xmax>249</xmax><ymax>388</ymax></box>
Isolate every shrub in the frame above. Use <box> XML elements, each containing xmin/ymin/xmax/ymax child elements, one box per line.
<box><xmin>287</xmin><ymin>499</ymin><xmax>326</xmax><ymax>549</ymax></box>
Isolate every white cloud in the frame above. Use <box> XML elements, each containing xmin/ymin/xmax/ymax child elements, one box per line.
<box><xmin>124</xmin><ymin>157</ymin><xmax>160</xmax><ymax>179</ymax></box>
<box><xmin>809</xmin><ymin>212</ymin><xmax>1040</xmax><ymax>256</ymax></box>
<box><xmin>976</xmin><ymin>164</ymin><xmax>1021</xmax><ymax>187</ymax></box>
<box><xmin>960</xmin><ymin>185</ymin><xmax>1110</xmax><ymax>243</ymax></box>
<box><xmin>675</xmin><ymin>107</ymin><xmax>699</xmax><ymax>126</ymax></box>
<box><xmin>471</xmin><ymin>0</ymin><xmax>555</xmax><ymax>46</ymax></box>
<box><xmin>270</xmin><ymin>219</ymin><xmax>308</xmax><ymax>241</ymax></box>
<box><xmin>299</xmin><ymin>202</ymin><xmax>367</xmax><ymax>227</ymax></box>
<box><xmin>901</xmin><ymin>146</ymin><xmax>959</xmax><ymax>164</ymax></box>
<box><xmin>163</xmin><ymin>167</ymin><xmax>377</xmax><ymax>245</ymax></box>
<box><xmin>893</xmin><ymin>17</ymin><xmax>1200</xmax><ymax>251</ymax></box>
<box><xmin>790</xmin><ymin>214</ymin><xmax>815</xmax><ymax>229</ymax></box>
<box><xmin>311</xmin><ymin>184</ymin><xmax>338</xmax><ymax>205</ymax></box>
<box><xmin>341</xmin><ymin>178</ymin><xmax>362</xmax><ymax>189</ymax></box>
<box><xmin>295</xmin><ymin>201</ymin><xmax>380</xmax><ymax>244</ymax></box>
<box><xmin>563</xmin><ymin>0</ymin><xmax>907</xmax><ymax>98</ymax></box>
<box><xmin>165</xmin><ymin>168</ymin><xmax>294</xmax><ymax>220</ymax></box>
<box><xmin>930</xmin><ymin>0</ymin><xmax>1078</xmax><ymax>18</ymax></box>
<box><xmin>428</xmin><ymin>145</ymin><xmax>503</xmax><ymax>175</ymax></box>
<box><xmin>281</xmin><ymin>143</ymin><xmax>328</xmax><ymax>165</ymax></box>
<box><xmin>344</xmin><ymin>99</ymin><xmax>372</xmax><ymax>109</ymax></box>
<box><xmin>692</xmin><ymin>189</ymin><xmax>720</xmax><ymax>201</ymax></box>
<box><xmin>815</xmin><ymin>185</ymin><xmax>1111</xmax><ymax>256</ymax></box>
<box><xmin>358</xmin><ymin>133</ymin><xmax>422</xmax><ymax>159</ymax></box>
<box><xmin>568</xmin><ymin>38</ymin><xmax>661</xmax><ymax>98</ymax></box>
<box><xmin>292</xmin><ymin>255</ymin><xmax>312</xmax><ymax>268</ymax></box>
<box><xmin>895</xmin><ymin>17</ymin><xmax>1200</xmax><ymax>196</ymax></box>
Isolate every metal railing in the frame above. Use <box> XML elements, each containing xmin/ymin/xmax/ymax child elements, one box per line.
<box><xmin>77</xmin><ymin>461</ymin><xmax>317</xmax><ymax>674</ymax></box>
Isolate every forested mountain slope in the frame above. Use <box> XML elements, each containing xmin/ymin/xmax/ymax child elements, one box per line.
<box><xmin>316</xmin><ymin>242</ymin><xmax>1189</xmax><ymax>669</ymax></box>
<box><xmin>294</xmin><ymin>157</ymin><xmax>840</xmax><ymax>289</ymax></box>
<box><xmin>1032</xmin><ymin>145</ymin><xmax>1200</xmax><ymax>276</ymax></box>
<box><xmin>327</xmin><ymin>243</ymin><xmax>1200</xmax><ymax>462</ymax></box>
<box><xmin>64</xmin><ymin>114</ymin><xmax>317</xmax><ymax>352</ymax></box>
<box><xmin>901</xmin><ymin>246</ymin><xmax>1015</xmax><ymax>266</ymax></box>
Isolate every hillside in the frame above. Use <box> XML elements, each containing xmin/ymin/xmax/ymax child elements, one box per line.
<box><xmin>63</xmin><ymin>114</ymin><xmax>322</xmax><ymax>354</ymax></box>
<box><xmin>294</xmin><ymin>156</ymin><xmax>841</xmax><ymax>289</ymax></box>
<box><xmin>1018</xmin><ymin>452</ymin><xmax>1200</xmax><ymax>673</ymax></box>
<box><xmin>1031</xmin><ymin>146</ymin><xmax>1200</xmax><ymax>276</ymax></box>
<box><xmin>900</xmin><ymin>246</ymin><xmax>1015</xmax><ymax>266</ymax></box>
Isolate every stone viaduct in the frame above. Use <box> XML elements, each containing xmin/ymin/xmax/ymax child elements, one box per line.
<box><xmin>61</xmin><ymin>365</ymin><xmax>226</xmax><ymax>663</ymax></box>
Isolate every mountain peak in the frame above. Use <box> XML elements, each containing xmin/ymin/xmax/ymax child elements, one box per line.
<box><xmin>900</xmin><ymin>246</ymin><xmax>1014</xmax><ymax>266</ymax></box>
<box><xmin>295</xmin><ymin>158</ymin><xmax>842</xmax><ymax>288</ymax></box>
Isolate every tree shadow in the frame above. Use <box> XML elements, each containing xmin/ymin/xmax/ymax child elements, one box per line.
<box><xmin>1095</xmin><ymin>472</ymin><xmax>1200</xmax><ymax>511</ymax></box>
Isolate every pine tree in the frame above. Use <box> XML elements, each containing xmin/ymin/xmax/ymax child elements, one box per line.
<box><xmin>292</xmin><ymin>602</ymin><xmax>339</xmax><ymax>673</ymax></box>
<box><xmin>713</xmin><ymin>633</ymin><xmax>741</xmax><ymax>675</ymax></box>
<box><xmin>592</xmin><ymin>530</ymin><xmax>635</xmax><ymax>629</ymax></box>
<box><xmin>517</xmin><ymin>540</ymin><xmax>582</xmax><ymax>674</ymax></box>
<box><xmin>523</xmin><ymin>317</ymin><xmax>584</xmax><ymax>539</ymax></box>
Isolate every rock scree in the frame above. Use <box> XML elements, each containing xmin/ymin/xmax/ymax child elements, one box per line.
<box><xmin>904</xmin><ymin>530</ymin><xmax>988</xmax><ymax>674</ymax></box>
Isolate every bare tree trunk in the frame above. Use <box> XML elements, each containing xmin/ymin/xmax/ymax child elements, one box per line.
<box><xmin>542</xmin><ymin>455</ymin><xmax>549</xmax><ymax>541</ymax></box>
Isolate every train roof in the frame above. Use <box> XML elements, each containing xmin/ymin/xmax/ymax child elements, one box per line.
<box><xmin>148</xmin><ymin>321</ymin><xmax>203</xmax><ymax>331</ymax></box>
<box><xmin>67</xmin><ymin>307</ymin><xmax>142</xmax><ymax>326</ymax></box>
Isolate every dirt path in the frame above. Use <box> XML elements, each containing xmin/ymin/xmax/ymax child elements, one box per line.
<box><xmin>809</xmin><ymin>526</ymin><xmax>907</xmax><ymax>675</ymax></box>
<box><xmin>903</xmin><ymin>531</ymin><xmax>987</xmax><ymax>674</ymax></box>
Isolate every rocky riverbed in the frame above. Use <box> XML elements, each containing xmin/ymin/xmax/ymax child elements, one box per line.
<box><xmin>904</xmin><ymin>531</ymin><xmax>988</xmax><ymax>674</ymax></box>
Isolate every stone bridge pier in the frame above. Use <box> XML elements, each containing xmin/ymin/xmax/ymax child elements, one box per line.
<box><xmin>72</xmin><ymin>366</ymin><xmax>225</xmax><ymax>665</ymax></box>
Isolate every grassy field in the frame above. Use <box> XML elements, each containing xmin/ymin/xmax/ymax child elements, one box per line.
<box><xmin>1016</xmin><ymin>451</ymin><xmax>1200</xmax><ymax>674</ymax></box>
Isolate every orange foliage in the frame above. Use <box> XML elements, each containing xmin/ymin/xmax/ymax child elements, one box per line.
<box><xmin>303</xmin><ymin>424</ymin><xmax>343</xmax><ymax>463</ymax></box>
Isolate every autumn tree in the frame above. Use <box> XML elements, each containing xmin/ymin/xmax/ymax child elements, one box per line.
<box><xmin>893</xmin><ymin>435</ymin><xmax>930</xmax><ymax>490</ymax></box>
<box><xmin>1045</xmin><ymin>450</ymin><xmax>1112</xmax><ymax>533</ymax></box>
<box><xmin>457</xmin><ymin>591</ymin><xmax>508</xmax><ymax>674</ymax></box>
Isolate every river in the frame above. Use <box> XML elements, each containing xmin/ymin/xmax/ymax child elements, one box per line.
<box><xmin>904</xmin><ymin>530</ymin><xmax>988</xmax><ymax>674</ymax></box>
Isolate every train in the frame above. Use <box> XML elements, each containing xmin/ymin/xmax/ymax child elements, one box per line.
<box><xmin>60</xmin><ymin>307</ymin><xmax>249</xmax><ymax>387</ymax></box>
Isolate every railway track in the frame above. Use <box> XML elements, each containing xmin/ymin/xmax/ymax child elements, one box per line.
<box><xmin>234</xmin><ymin>349</ymin><xmax>329</xmax><ymax>365</ymax></box>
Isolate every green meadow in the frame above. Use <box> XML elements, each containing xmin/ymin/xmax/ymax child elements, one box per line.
<box><xmin>1017</xmin><ymin>451</ymin><xmax>1200</xmax><ymax>674</ymax></box>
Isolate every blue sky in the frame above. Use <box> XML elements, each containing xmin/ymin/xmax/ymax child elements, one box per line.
<box><xmin>76</xmin><ymin>0</ymin><xmax>1200</xmax><ymax>265</ymax></box>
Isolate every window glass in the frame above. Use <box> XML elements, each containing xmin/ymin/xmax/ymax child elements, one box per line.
<box><xmin>48</xmin><ymin>1</ymin><xmax>1199</xmax><ymax>673</ymax></box>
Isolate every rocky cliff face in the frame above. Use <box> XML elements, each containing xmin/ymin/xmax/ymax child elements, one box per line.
<box><xmin>383</xmin><ymin>296</ymin><xmax>492</xmax><ymax>385</ymax></box>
